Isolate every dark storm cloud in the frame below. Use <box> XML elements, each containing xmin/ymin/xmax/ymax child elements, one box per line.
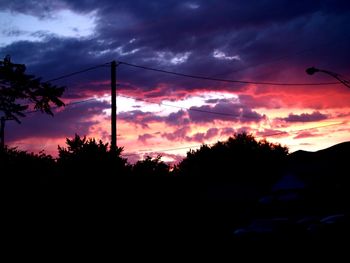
<box><xmin>1</xmin><ymin>0</ymin><xmax>350</xmax><ymax>100</ymax></box>
<box><xmin>119</xmin><ymin>100</ymin><xmax>264</xmax><ymax>126</ymax></box>
<box><xmin>0</xmin><ymin>37</ymin><xmax>111</xmax><ymax>91</ymax></box>
<box><xmin>281</xmin><ymin>111</ymin><xmax>328</xmax><ymax>122</ymax></box>
<box><xmin>0</xmin><ymin>0</ymin><xmax>66</xmax><ymax>18</ymax></box>
<box><xmin>6</xmin><ymin>100</ymin><xmax>109</xmax><ymax>142</ymax></box>
<box><xmin>119</xmin><ymin>108</ymin><xmax>190</xmax><ymax>127</ymax></box>
<box><xmin>188</xmin><ymin>101</ymin><xmax>265</xmax><ymax>123</ymax></box>
<box><xmin>161</xmin><ymin>126</ymin><xmax>220</xmax><ymax>142</ymax></box>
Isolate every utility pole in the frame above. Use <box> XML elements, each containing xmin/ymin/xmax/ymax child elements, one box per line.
<box><xmin>111</xmin><ymin>61</ymin><xmax>117</xmax><ymax>155</ymax></box>
<box><xmin>0</xmin><ymin>117</ymin><xmax>5</xmax><ymax>151</ymax></box>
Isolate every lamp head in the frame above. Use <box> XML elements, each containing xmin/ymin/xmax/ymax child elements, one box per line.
<box><xmin>306</xmin><ymin>67</ymin><xmax>319</xmax><ymax>75</ymax></box>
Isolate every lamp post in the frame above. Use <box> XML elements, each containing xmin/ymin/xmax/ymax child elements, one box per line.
<box><xmin>306</xmin><ymin>67</ymin><xmax>350</xmax><ymax>88</ymax></box>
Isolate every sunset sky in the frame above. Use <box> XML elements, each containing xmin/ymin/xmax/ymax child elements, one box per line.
<box><xmin>1</xmin><ymin>0</ymin><xmax>350</xmax><ymax>163</ymax></box>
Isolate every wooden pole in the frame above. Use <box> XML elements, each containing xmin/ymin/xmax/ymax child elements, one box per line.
<box><xmin>111</xmin><ymin>61</ymin><xmax>117</xmax><ymax>155</ymax></box>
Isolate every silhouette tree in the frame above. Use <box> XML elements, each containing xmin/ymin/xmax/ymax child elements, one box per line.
<box><xmin>57</xmin><ymin>134</ymin><xmax>129</xmax><ymax>180</ymax></box>
<box><xmin>132</xmin><ymin>155</ymin><xmax>170</xmax><ymax>177</ymax></box>
<box><xmin>0</xmin><ymin>55</ymin><xmax>65</xmax><ymax>149</ymax></box>
<box><xmin>0</xmin><ymin>146</ymin><xmax>55</xmax><ymax>184</ymax></box>
<box><xmin>175</xmin><ymin>133</ymin><xmax>288</xmax><ymax>185</ymax></box>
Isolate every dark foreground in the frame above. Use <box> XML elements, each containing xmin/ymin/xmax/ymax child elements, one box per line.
<box><xmin>4</xmin><ymin>176</ymin><xmax>349</xmax><ymax>260</ymax></box>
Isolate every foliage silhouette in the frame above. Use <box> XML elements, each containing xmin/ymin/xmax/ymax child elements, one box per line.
<box><xmin>132</xmin><ymin>155</ymin><xmax>170</xmax><ymax>177</ymax></box>
<box><xmin>57</xmin><ymin>134</ymin><xmax>130</xmax><ymax>180</ymax></box>
<box><xmin>0</xmin><ymin>146</ymin><xmax>55</xmax><ymax>184</ymax></box>
<box><xmin>175</xmin><ymin>133</ymin><xmax>288</xmax><ymax>185</ymax></box>
<box><xmin>0</xmin><ymin>55</ymin><xmax>65</xmax><ymax>122</ymax></box>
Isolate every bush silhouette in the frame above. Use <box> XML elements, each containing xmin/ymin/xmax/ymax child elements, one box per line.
<box><xmin>57</xmin><ymin>134</ymin><xmax>130</xmax><ymax>180</ymax></box>
<box><xmin>132</xmin><ymin>155</ymin><xmax>170</xmax><ymax>177</ymax></box>
<box><xmin>175</xmin><ymin>133</ymin><xmax>288</xmax><ymax>185</ymax></box>
<box><xmin>0</xmin><ymin>146</ymin><xmax>55</xmax><ymax>184</ymax></box>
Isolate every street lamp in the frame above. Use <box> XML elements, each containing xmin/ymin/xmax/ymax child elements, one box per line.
<box><xmin>306</xmin><ymin>67</ymin><xmax>350</xmax><ymax>88</ymax></box>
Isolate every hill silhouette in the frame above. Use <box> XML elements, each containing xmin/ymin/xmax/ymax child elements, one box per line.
<box><xmin>288</xmin><ymin>141</ymin><xmax>350</xmax><ymax>187</ymax></box>
<box><xmin>289</xmin><ymin>141</ymin><xmax>350</xmax><ymax>162</ymax></box>
<box><xmin>284</xmin><ymin>141</ymin><xmax>350</xmax><ymax>215</ymax></box>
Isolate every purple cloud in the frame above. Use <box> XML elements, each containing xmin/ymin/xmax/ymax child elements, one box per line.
<box><xmin>220</xmin><ymin>127</ymin><xmax>235</xmax><ymax>136</ymax></box>
<box><xmin>188</xmin><ymin>101</ymin><xmax>265</xmax><ymax>123</ymax></box>
<box><xmin>138</xmin><ymin>133</ymin><xmax>154</xmax><ymax>143</ymax></box>
<box><xmin>6</xmin><ymin>100</ymin><xmax>109</xmax><ymax>142</ymax></box>
<box><xmin>188</xmin><ymin>128</ymin><xmax>219</xmax><ymax>142</ymax></box>
<box><xmin>1</xmin><ymin>0</ymin><xmax>349</xmax><ymax>100</ymax></box>
<box><xmin>118</xmin><ymin>110</ymin><xmax>164</xmax><ymax>128</ymax></box>
<box><xmin>162</xmin><ymin>126</ymin><xmax>190</xmax><ymax>141</ymax></box>
<box><xmin>293</xmin><ymin>131</ymin><xmax>321</xmax><ymax>139</ymax></box>
<box><xmin>165</xmin><ymin>110</ymin><xmax>190</xmax><ymax>126</ymax></box>
<box><xmin>281</xmin><ymin>111</ymin><xmax>328</xmax><ymax>122</ymax></box>
<box><xmin>256</xmin><ymin>129</ymin><xmax>289</xmax><ymax>138</ymax></box>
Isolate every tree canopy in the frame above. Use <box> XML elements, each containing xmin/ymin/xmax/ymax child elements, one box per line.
<box><xmin>174</xmin><ymin>133</ymin><xmax>288</xmax><ymax>184</ymax></box>
<box><xmin>0</xmin><ymin>55</ymin><xmax>65</xmax><ymax>123</ymax></box>
<box><xmin>57</xmin><ymin>134</ymin><xmax>129</xmax><ymax>177</ymax></box>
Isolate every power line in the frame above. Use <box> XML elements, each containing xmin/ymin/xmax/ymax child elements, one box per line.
<box><xmin>20</xmin><ymin>61</ymin><xmax>112</xmax><ymax>114</ymax></box>
<box><xmin>1</xmin><ymin>61</ymin><xmax>110</xmax><ymax>117</ymax></box>
<box><xmin>118</xmin><ymin>61</ymin><xmax>339</xmax><ymax>86</ymax></box>
<box><xmin>210</xmin><ymin>36</ymin><xmax>350</xmax><ymax>78</ymax></box>
<box><xmin>257</xmin><ymin>121</ymin><xmax>346</xmax><ymax>137</ymax></box>
<box><xmin>44</xmin><ymin>62</ymin><xmax>111</xmax><ymax>83</ymax></box>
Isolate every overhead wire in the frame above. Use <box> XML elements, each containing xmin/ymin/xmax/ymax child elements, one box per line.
<box><xmin>16</xmin><ymin>62</ymin><xmax>111</xmax><ymax>115</ymax></box>
<box><xmin>210</xmin><ymin>36</ymin><xmax>350</xmax><ymax>78</ymax></box>
<box><xmin>43</xmin><ymin>62</ymin><xmax>111</xmax><ymax>83</ymax></box>
<box><xmin>3</xmin><ymin>58</ymin><xmax>348</xmax><ymax>158</ymax></box>
<box><xmin>118</xmin><ymin>60</ymin><xmax>339</xmax><ymax>86</ymax></box>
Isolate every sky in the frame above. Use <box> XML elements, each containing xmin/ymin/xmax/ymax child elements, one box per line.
<box><xmin>1</xmin><ymin>0</ymin><xmax>350</xmax><ymax>164</ymax></box>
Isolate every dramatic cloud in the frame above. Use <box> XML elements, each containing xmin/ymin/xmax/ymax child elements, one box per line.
<box><xmin>118</xmin><ymin>110</ymin><xmax>164</xmax><ymax>128</ymax></box>
<box><xmin>188</xmin><ymin>101</ymin><xmax>265</xmax><ymax>123</ymax></box>
<box><xmin>256</xmin><ymin>129</ymin><xmax>289</xmax><ymax>138</ymax></box>
<box><xmin>1</xmin><ymin>0</ymin><xmax>349</xmax><ymax>98</ymax></box>
<box><xmin>220</xmin><ymin>127</ymin><xmax>235</xmax><ymax>137</ymax></box>
<box><xmin>294</xmin><ymin>131</ymin><xmax>322</xmax><ymax>139</ymax></box>
<box><xmin>119</xmin><ymin>99</ymin><xmax>265</xmax><ymax>126</ymax></box>
<box><xmin>165</xmin><ymin>110</ymin><xmax>190</xmax><ymax>126</ymax></box>
<box><xmin>162</xmin><ymin>126</ymin><xmax>190</xmax><ymax>141</ymax></box>
<box><xmin>138</xmin><ymin>133</ymin><xmax>154</xmax><ymax>143</ymax></box>
<box><xmin>188</xmin><ymin>128</ymin><xmax>219</xmax><ymax>142</ymax></box>
<box><xmin>281</xmin><ymin>111</ymin><xmax>328</xmax><ymax>122</ymax></box>
<box><xmin>6</xmin><ymin>100</ymin><xmax>109</xmax><ymax>142</ymax></box>
<box><xmin>1</xmin><ymin>0</ymin><xmax>350</xmax><ymax>158</ymax></box>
